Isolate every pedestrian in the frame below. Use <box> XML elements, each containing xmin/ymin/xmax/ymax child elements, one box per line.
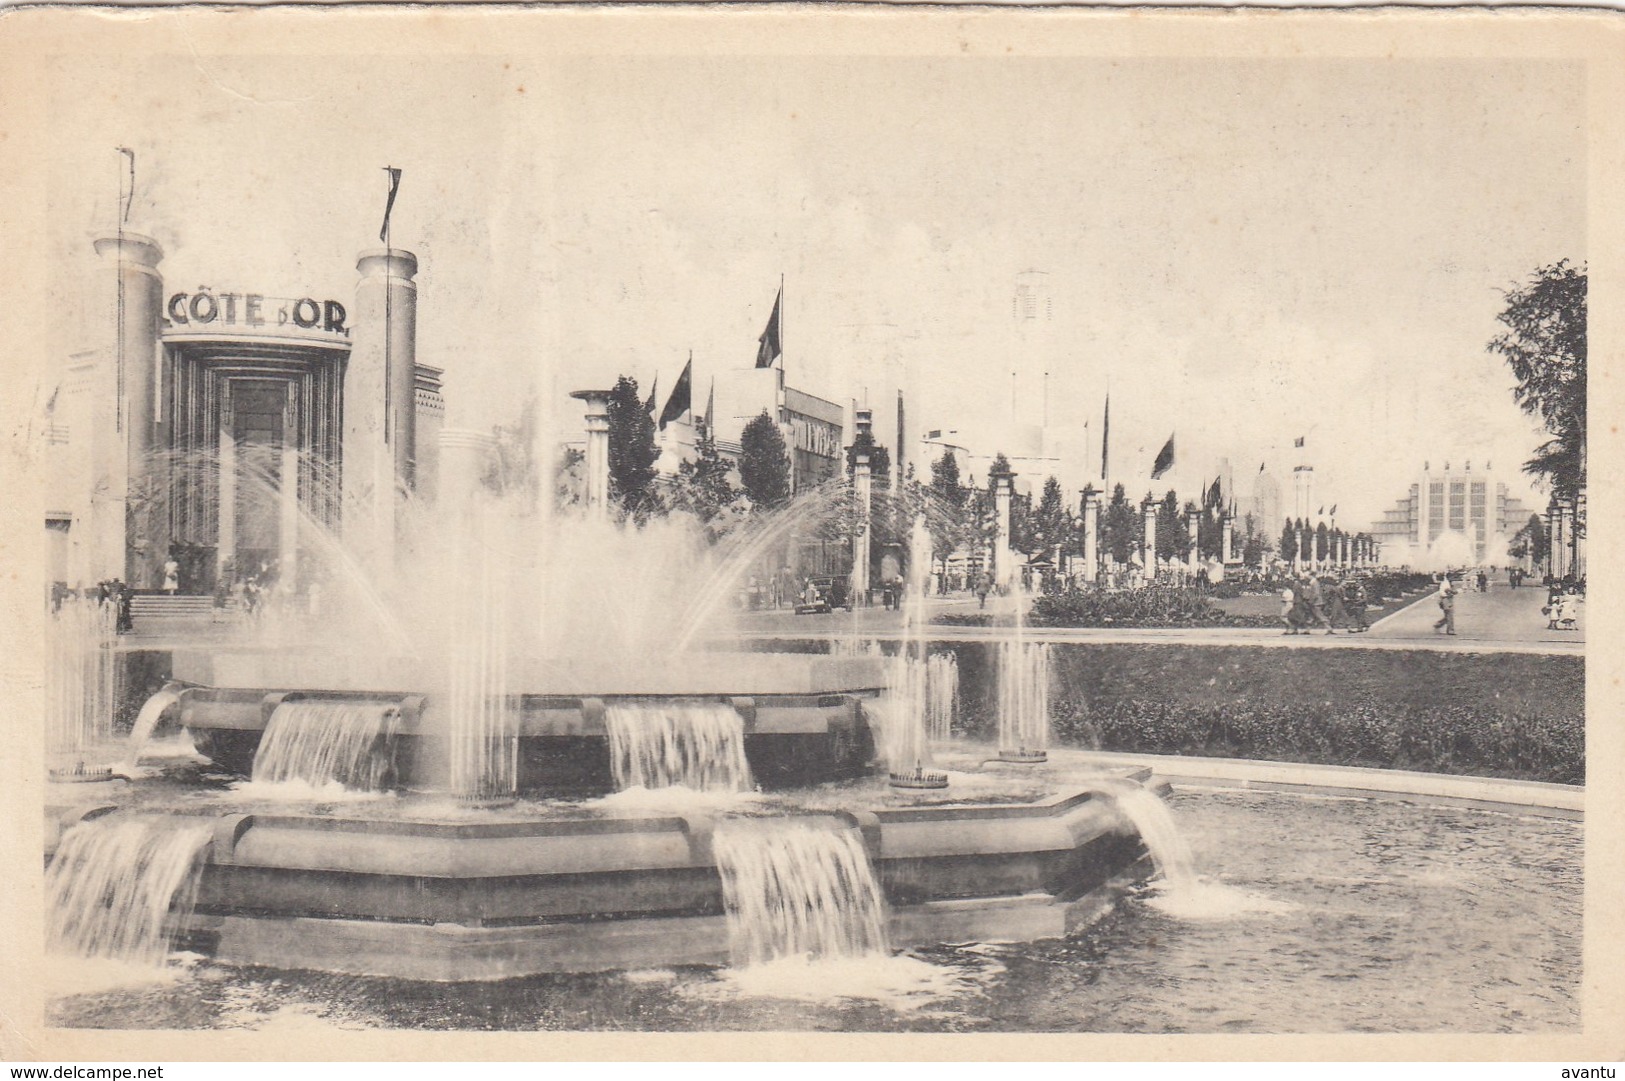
<box><xmin>114</xmin><ymin>580</ymin><xmax>134</xmax><ymax>634</ymax></box>
<box><xmin>1279</xmin><ymin>585</ymin><xmax>1300</xmax><ymax>635</ymax></box>
<box><xmin>1303</xmin><ymin>572</ymin><xmax>1335</xmax><ymax>634</ymax></box>
<box><xmin>1344</xmin><ymin>577</ymin><xmax>1369</xmax><ymax>633</ymax></box>
<box><xmin>975</xmin><ymin>572</ymin><xmax>992</xmax><ymax>610</ymax></box>
<box><xmin>1477</xmin><ymin>569</ymin><xmax>1488</xmax><ymax>593</ymax></box>
<box><xmin>1557</xmin><ymin>587</ymin><xmax>1580</xmax><ymax>631</ymax></box>
<box><xmin>1286</xmin><ymin>576</ymin><xmax>1313</xmax><ymax>635</ymax></box>
<box><xmin>1544</xmin><ymin>582</ymin><xmax>1562</xmax><ymax>631</ymax></box>
<box><xmin>162</xmin><ymin>554</ymin><xmax>180</xmax><ymax>595</ymax></box>
<box><xmin>1433</xmin><ymin>574</ymin><xmax>1456</xmax><ymax>635</ymax></box>
<box><xmin>212</xmin><ymin>574</ymin><xmax>232</xmax><ymax>623</ymax></box>
<box><xmin>1325</xmin><ymin>577</ymin><xmax>1350</xmax><ymax>629</ymax></box>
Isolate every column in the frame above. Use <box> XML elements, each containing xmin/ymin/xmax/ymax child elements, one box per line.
<box><xmin>1142</xmin><ymin>501</ymin><xmax>1157</xmax><ymax>574</ymax></box>
<box><xmin>346</xmin><ymin>248</ymin><xmax>419</xmax><ymax>567</ymax></box>
<box><xmin>852</xmin><ymin>409</ymin><xmax>874</xmax><ymax>606</ymax></box>
<box><xmin>217</xmin><ymin>413</ymin><xmax>236</xmax><ymax>579</ymax></box>
<box><xmin>1573</xmin><ymin>492</ymin><xmax>1586</xmax><ymax>578</ymax></box>
<box><xmin>1185</xmin><ymin>508</ymin><xmax>1201</xmax><ymax>572</ymax></box>
<box><xmin>1221</xmin><ymin>512</ymin><xmax>1235</xmax><ymax>564</ymax></box>
<box><xmin>570</xmin><ymin>391</ymin><xmax>613</xmax><ymax>518</ymax></box>
<box><xmin>93</xmin><ymin>231</ymin><xmax>165</xmax><ymax>582</ymax></box>
<box><xmin>992</xmin><ymin>462</ymin><xmax>1016</xmax><ymax>589</ymax></box>
<box><xmin>1081</xmin><ymin>488</ymin><xmax>1100</xmax><ymax>584</ymax></box>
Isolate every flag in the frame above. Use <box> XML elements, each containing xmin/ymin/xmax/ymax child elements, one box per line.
<box><xmin>1329</xmin><ymin>503</ymin><xmax>1337</xmax><ymax>517</ymax></box>
<box><xmin>1318</xmin><ymin>506</ymin><xmax>1325</xmax><ymax>516</ymax></box>
<box><xmin>1258</xmin><ymin>461</ymin><xmax>1266</xmax><ymax>473</ymax></box>
<box><xmin>1207</xmin><ymin>477</ymin><xmax>1222</xmax><ymax>509</ymax></box>
<box><xmin>1293</xmin><ymin>435</ymin><xmax>1305</xmax><ymax>448</ymax></box>
<box><xmin>1150</xmin><ymin>434</ymin><xmax>1175</xmax><ymax>480</ymax></box>
<box><xmin>644</xmin><ymin>375</ymin><xmax>658</xmax><ymax>416</ymax></box>
<box><xmin>704</xmin><ymin>378</ymin><xmax>716</xmax><ymax>434</ymax></box>
<box><xmin>379</xmin><ymin>167</ymin><xmax>403</xmax><ymax>243</ymax></box>
<box><xmin>116</xmin><ymin>147</ymin><xmax>136</xmax><ymax>224</ymax></box>
<box><xmin>756</xmin><ymin>287</ymin><xmax>783</xmax><ymax>368</ymax></box>
<box><xmin>1100</xmin><ymin>394</ymin><xmax>1111</xmax><ymax>480</ymax></box>
<box><xmin>659</xmin><ymin>357</ymin><xmax>693</xmax><ymax>431</ymax></box>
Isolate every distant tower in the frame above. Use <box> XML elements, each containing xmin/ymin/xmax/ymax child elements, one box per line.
<box><xmin>1293</xmin><ymin>465</ymin><xmax>1315</xmax><ymax>523</ymax></box>
<box><xmin>1253</xmin><ymin>468</ymin><xmax>1282</xmax><ymax>529</ymax></box>
<box><xmin>1008</xmin><ymin>270</ymin><xmax>1053</xmax><ymax>449</ymax></box>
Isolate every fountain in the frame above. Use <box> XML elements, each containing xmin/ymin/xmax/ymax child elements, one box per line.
<box><xmin>41</xmin><ymin>400</ymin><xmax>1174</xmax><ymax>983</ymax></box>
<box><xmin>46</xmin><ymin>815</ymin><xmax>213</xmax><ymax>965</ymax></box>
<box><xmin>713</xmin><ymin>819</ymin><xmax>889</xmax><ymax>965</ymax></box>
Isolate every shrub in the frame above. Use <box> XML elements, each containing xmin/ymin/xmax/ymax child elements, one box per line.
<box><xmin>941</xmin><ymin>642</ymin><xmax>1584</xmax><ymax>785</ymax></box>
<box><xmin>1028</xmin><ymin>586</ymin><xmax>1276</xmax><ymax>628</ymax></box>
<box><xmin>1045</xmin><ymin>698</ymin><xmax>1582</xmax><ymax>784</ymax></box>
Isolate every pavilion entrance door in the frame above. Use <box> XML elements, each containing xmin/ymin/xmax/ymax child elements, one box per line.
<box><xmin>219</xmin><ymin>378</ymin><xmax>299</xmax><ymax>588</ymax></box>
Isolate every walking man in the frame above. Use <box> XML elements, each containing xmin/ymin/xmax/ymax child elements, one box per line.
<box><xmin>1303</xmin><ymin>572</ymin><xmax>1335</xmax><ymax>634</ymax></box>
<box><xmin>1434</xmin><ymin>574</ymin><xmax>1457</xmax><ymax>635</ymax></box>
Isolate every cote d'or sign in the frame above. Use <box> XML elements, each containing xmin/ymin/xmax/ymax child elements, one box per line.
<box><xmin>166</xmin><ymin>290</ymin><xmax>349</xmax><ymax>335</ymax></box>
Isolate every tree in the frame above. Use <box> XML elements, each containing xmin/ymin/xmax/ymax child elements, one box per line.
<box><xmin>1509</xmin><ymin>511</ymin><xmax>1549</xmax><ymax>567</ymax></box>
<box><xmin>1100</xmin><ymin>484</ymin><xmax>1139</xmax><ymax>565</ymax></box>
<box><xmin>1242</xmin><ymin>515</ymin><xmax>1265</xmax><ymax>567</ymax></box>
<box><xmin>554</xmin><ymin>445</ymin><xmax>585</xmax><ymax>511</ymax></box>
<box><xmin>1029</xmin><ymin>476</ymin><xmax>1068</xmax><ymax>562</ymax></box>
<box><xmin>929</xmin><ymin>449</ymin><xmax>966</xmax><ymax>509</ymax></box>
<box><xmin>1315</xmin><ymin>522</ymin><xmax>1330</xmax><ymax>563</ymax></box>
<box><xmin>1279</xmin><ymin>519</ymin><xmax>1296</xmax><ymax>563</ymax></box>
<box><xmin>1489</xmin><ymin>261</ymin><xmax>1587</xmax><ymax>500</ymax></box>
<box><xmin>1155</xmin><ymin>490</ymin><xmax>1188</xmax><ymax>562</ymax></box>
<box><xmin>606</xmin><ymin>375</ymin><xmax>661</xmax><ymax>520</ymax></box>
<box><xmin>739</xmin><ymin>411</ymin><xmax>791</xmax><ymax>509</ymax></box>
<box><xmin>667</xmin><ymin>424</ymin><xmax>738</xmax><ymax>528</ymax></box>
<box><xmin>845</xmin><ymin>427</ymin><xmax>891</xmax><ymax>481</ymax></box>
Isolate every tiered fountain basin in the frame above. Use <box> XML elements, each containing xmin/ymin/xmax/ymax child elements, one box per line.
<box><xmin>44</xmin><ymin>781</ymin><xmax>1152</xmax><ymax>981</ymax></box>
<box><xmin>168</xmin><ymin>650</ymin><xmax>885</xmax><ymax>792</ymax></box>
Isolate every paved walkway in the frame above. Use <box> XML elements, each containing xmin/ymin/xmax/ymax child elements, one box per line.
<box><xmin>727</xmin><ymin>584</ymin><xmax>1583</xmax><ymax>657</ymax></box>
<box><xmin>117</xmin><ymin>580</ymin><xmax>1583</xmax><ymax>659</ymax></box>
<box><xmin>1368</xmin><ymin>578</ymin><xmax>1583</xmax><ymax>647</ymax></box>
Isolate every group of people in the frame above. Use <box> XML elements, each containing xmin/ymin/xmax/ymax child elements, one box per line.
<box><xmin>1279</xmin><ymin>572</ymin><xmax>1370</xmax><ymax>635</ymax></box>
<box><xmin>1544</xmin><ymin>580</ymin><xmax>1583</xmax><ymax>632</ymax></box>
<box><xmin>212</xmin><ymin>560</ymin><xmax>283</xmax><ymax>621</ymax></box>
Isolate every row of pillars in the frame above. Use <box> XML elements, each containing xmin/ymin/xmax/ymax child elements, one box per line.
<box><xmin>1546</xmin><ymin>496</ymin><xmax>1584</xmax><ymax>580</ymax></box>
<box><xmin>565</xmin><ymin>397</ymin><xmax>1383</xmax><ymax>584</ymax></box>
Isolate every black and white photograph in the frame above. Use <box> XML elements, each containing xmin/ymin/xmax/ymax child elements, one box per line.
<box><xmin>1</xmin><ymin>4</ymin><xmax>1618</xmax><ymax>1059</ymax></box>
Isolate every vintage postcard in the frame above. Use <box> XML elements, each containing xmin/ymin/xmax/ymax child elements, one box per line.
<box><xmin>1</xmin><ymin>2</ymin><xmax>1620</xmax><ymax>1064</ymax></box>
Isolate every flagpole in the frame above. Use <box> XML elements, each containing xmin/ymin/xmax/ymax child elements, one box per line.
<box><xmin>383</xmin><ymin>165</ymin><xmax>394</xmax><ymax>451</ymax></box>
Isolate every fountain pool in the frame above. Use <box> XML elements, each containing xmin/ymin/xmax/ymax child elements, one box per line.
<box><xmin>44</xmin><ymin>783</ymin><xmax>1579</xmax><ymax>1033</ymax></box>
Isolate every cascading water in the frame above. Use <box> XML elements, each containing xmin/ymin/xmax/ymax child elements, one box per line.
<box><xmin>711</xmin><ymin>821</ymin><xmax>890</xmax><ymax>966</ymax></box>
<box><xmin>252</xmin><ymin>700</ymin><xmax>402</xmax><ymax>791</ymax></box>
<box><xmin>1098</xmin><ymin>783</ymin><xmax>1196</xmax><ymax>894</ymax></box>
<box><xmin>996</xmin><ymin>639</ymin><xmax>1051</xmax><ymax>762</ymax></box>
<box><xmin>47</xmin><ymin>595</ymin><xmax>118</xmax><ymax>756</ymax></box>
<box><xmin>124</xmin><ymin>687</ymin><xmax>182</xmax><ymax>772</ymax></box>
<box><xmin>925</xmin><ymin>652</ymin><xmax>958</xmax><ymax>743</ymax></box>
<box><xmin>604</xmin><ymin>702</ymin><xmax>753</xmax><ymax>792</ymax></box>
<box><xmin>46</xmin><ymin>816</ymin><xmax>213</xmax><ymax>965</ymax></box>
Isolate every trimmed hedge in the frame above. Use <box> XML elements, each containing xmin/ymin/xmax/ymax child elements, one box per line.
<box><xmin>1028</xmin><ymin>586</ymin><xmax>1272</xmax><ymax>628</ymax></box>
<box><xmin>945</xmin><ymin>642</ymin><xmax>1584</xmax><ymax>785</ymax></box>
<box><xmin>1027</xmin><ymin>573</ymin><xmax>1437</xmax><ymax>629</ymax></box>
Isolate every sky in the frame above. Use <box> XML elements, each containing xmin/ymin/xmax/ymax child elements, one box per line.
<box><xmin>46</xmin><ymin>51</ymin><xmax>1584</xmax><ymax>527</ymax></box>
